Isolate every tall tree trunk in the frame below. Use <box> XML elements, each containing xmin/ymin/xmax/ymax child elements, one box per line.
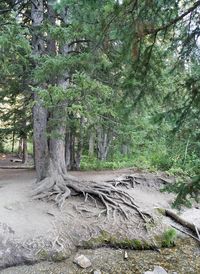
<box><xmin>65</xmin><ymin>127</ymin><xmax>71</xmax><ymax>170</ymax></box>
<box><xmin>11</xmin><ymin>116</ymin><xmax>16</xmax><ymax>153</ymax></box>
<box><xmin>97</xmin><ymin>127</ymin><xmax>112</xmax><ymax>161</ymax></box>
<box><xmin>74</xmin><ymin>117</ymin><xmax>84</xmax><ymax>170</ymax></box>
<box><xmin>89</xmin><ymin>130</ymin><xmax>95</xmax><ymax>157</ymax></box>
<box><xmin>18</xmin><ymin>137</ymin><xmax>23</xmax><ymax>158</ymax></box>
<box><xmin>70</xmin><ymin>132</ymin><xmax>76</xmax><ymax>170</ymax></box>
<box><xmin>22</xmin><ymin>136</ymin><xmax>28</xmax><ymax>164</ymax></box>
<box><xmin>32</xmin><ymin>0</ymin><xmax>49</xmax><ymax>181</ymax></box>
<box><xmin>32</xmin><ymin>0</ymin><xmax>69</xmax><ymax>180</ymax></box>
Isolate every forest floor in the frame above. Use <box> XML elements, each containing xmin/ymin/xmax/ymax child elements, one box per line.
<box><xmin>0</xmin><ymin>154</ymin><xmax>200</xmax><ymax>273</ymax></box>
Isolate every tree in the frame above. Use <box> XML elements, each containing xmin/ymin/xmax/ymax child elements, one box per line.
<box><xmin>27</xmin><ymin>0</ymin><xmax>150</xmax><ymax>223</ymax></box>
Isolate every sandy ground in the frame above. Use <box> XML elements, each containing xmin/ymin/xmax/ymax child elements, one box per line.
<box><xmin>0</xmin><ymin>165</ymin><xmax>199</xmax><ymax>271</ymax></box>
<box><xmin>0</xmin><ymin>168</ymin><xmax>172</xmax><ymax>240</ymax></box>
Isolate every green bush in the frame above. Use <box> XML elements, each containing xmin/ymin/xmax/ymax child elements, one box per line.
<box><xmin>161</xmin><ymin>228</ymin><xmax>177</xmax><ymax>247</ymax></box>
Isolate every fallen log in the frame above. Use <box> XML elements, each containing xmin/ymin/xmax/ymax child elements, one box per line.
<box><xmin>158</xmin><ymin>208</ymin><xmax>200</xmax><ymax>241</ymax></box>
<box><xmin>171</xmin><ymin>225</ymin><xmax>200</xmax><ymax>243</ymax></box>
<box><xmin>0</xmin><ymin>166</ymin><xmax>34</xmax><ymax>169</ymax></box>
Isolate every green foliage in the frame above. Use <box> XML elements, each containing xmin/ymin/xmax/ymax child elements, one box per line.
<box><xmin>162</xmin><ymin>175</ymin><xmax>200</xmax><ymax>208</ymax></box>
<box><xmin>81</xmin><ymin>155</ymin><xmax>135</xmax><ymax>171</ymax></box>
<box><xmin>161</xmin><ymin>228</ymin><xmax>177</xmax><ymax>248</ymax></box>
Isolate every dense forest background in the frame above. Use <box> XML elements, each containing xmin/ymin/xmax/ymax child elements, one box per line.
<box><xmin>0</xmin><ymin>0</ymin><xmax>199</xmax><ymax>205</ymax></box>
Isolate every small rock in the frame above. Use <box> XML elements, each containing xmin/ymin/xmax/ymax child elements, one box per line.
<box><xmin>93</xmin><ymin>270</ymin><xmax>101</xmax><ymax>274</ymax></box>
<box><xmin>144</xmin><ymin>266</ymin><xmax>168</xmax><ymax>274</ymax></box>
<box><xmin>73</xmin><ymin>254</ymin><xmax>92</xmax><ymax>268</ymax></box>
<box><xmin>154</xmin><ymin>266</ymin><xmax>168</xmax><ymax>274</ymax></box>
<box><xmin>124</xmin><ymin>251</ymin><xmax>128</xmax><ymax>259</ymax></box>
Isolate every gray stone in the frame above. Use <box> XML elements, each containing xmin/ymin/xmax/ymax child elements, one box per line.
<box><xmin>73</xmin><ymin>254</ymin><xmax>92</xmax><ymax>268</ymax></box>
<box><xmin>144</xmin><ymin>266</ymin><xmax>168</xmax><ymax>274</ymax></box>
<box><xmin>154</xmin><ymin>266</ymin><xmax>168</xmax><ymax>274</ymax></box>
<box><xmin>93</xmin><ymin>270</ymin><xmax>101</xmax><ymax>274</ymax></box>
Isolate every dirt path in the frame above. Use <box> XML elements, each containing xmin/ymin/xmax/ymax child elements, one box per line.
<box><xmin>0</xmin><ymin>168</ymin><xmax>199</xmax><ymax>271</ymax></box>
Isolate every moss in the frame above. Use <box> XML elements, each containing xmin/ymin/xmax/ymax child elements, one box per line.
<box><xmin>82</xmin><ymin>230</ymin><xmax>150</xmax><ymax>250</ymax></box>
<box><xmin>51</xmin><ymin>251</ymin><xmax>68</xmax><ymax>262</ymax></box>
<box><xmin>155</xmin><ymin>207</ymin><xmax>166</xmax><ymax>215</ymax></box>
<box><xmin>36</xmin><ymin>249</ymin><xmax>49</xmax><ymax>260</ymax></box>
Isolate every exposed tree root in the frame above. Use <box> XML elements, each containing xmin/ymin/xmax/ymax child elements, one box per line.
<box><xmin>32</xmin><ymin>173</ymin><xmax>151</xmax><ymax>223</ymax></box>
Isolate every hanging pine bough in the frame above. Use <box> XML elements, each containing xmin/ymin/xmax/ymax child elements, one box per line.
<box><xmin>32</xmin><ymin>173</ymin><xmax>154</xmax><ymax>223</ymax></box>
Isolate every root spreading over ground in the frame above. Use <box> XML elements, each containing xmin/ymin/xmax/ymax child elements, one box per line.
<box><xmin>32</xmin><ymin>173</ymin><xmax>152</xmax><ymax>223</ymax></box>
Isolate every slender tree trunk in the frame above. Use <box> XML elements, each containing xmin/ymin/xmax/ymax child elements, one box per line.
<box><xmin>18</xmin><ymin>137</ymin><xmax>23</xmax><ymax>158</ymax></box>
<box><xmin>70</xmin><ymin>132</ymin><xmax>75</xmax><ymax>170</ymax></box>
<box><xmin>89</xmin><ymin>130</ymin><xmax>95</xmax><ymax>157</ymax></box>
<box><xmin>74</xmin><ymin>117</ymin><xmax>84</xmax><ymax>170</ymax></box>
<box><xmin>65</xmin><ymin>127</ymin><xmax>71</xmax><ymax>170</ymax></box>
<box><xmin>11</xmin><ymin>118</ymin><xmax>16</xmax><ymax>153</ymax></box>
<box><xmin>22</xmin><ymin>136</ymin><xmax>28</xmax><ymax>164</ymax></box>
<box><xmin>97</xmin><ymin>127</ymin><xmax>112</xmax><ymax>161</ymax></box>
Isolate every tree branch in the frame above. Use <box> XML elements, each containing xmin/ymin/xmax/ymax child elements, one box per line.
<box><xmin>145</xmin><ymin>1</ymin><xmax>200</xmax><ymax>35</ymax></box>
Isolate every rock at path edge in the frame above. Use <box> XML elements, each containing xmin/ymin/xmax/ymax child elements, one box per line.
<box><xmin>73</xmin><ymin>254</ymin><xmax>92</xmax><ymax>269</ymax></box>
<box><xmin>144</xmin><ymin>266</ymin><xmax>168</xmax><ymax>274</ymax></box>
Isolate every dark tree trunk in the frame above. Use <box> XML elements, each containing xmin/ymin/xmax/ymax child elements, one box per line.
<box><xmin>22</xmin><ymin>136</ymin><xmax>28</xmax><ymax>164</ymax></box>
<box><xmin>11</xmin><ymin>123</ymin><xmax>15</xmax><ymax>153</ymax></box>
<box><xmin>18</xmin><ymin>137</ymin><xmax>23</xmax><ymax>158</ymax></box>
